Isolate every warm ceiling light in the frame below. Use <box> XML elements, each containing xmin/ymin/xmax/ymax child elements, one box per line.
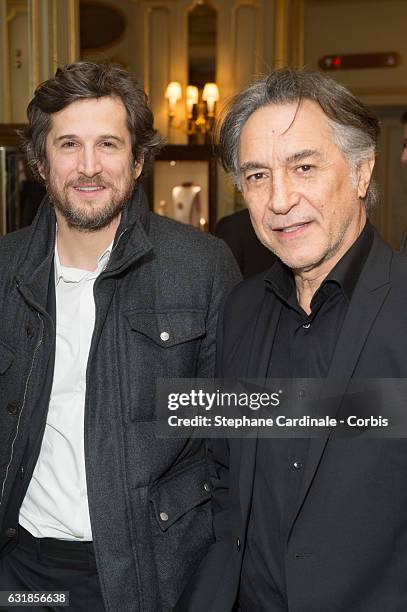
<box><xmin>202</xmin><ymin>82</ymin><xmax>219</xmax><ymax>115</ymax></box>
<box><xmin>165</xmin><ymin>81</ymin><xmax>182</xmax><ymax>117</ymax></box>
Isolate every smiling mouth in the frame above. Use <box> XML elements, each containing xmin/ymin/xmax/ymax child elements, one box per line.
<box><xmin>73</xmin><ymin>186</ymin><xmax>105</xmax><ymax>192</ymax></box>
<box><xmin>274</xmin><ymin>222</ymin><xmax>310</xmax><ymax>233</ymax></box>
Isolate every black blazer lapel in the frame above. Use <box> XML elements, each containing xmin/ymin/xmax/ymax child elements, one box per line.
<box><xmin>286</xmin><ymin>233</ymin><xmax>392</xmax><ymax>540</ymax></box>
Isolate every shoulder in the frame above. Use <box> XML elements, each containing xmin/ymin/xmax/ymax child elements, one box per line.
<box><xmin>390</xmin><ymin>248</ymin><xmax>407</xmax><ymax>284</ymax></box>
<box><xmin>371</xmin><ymin>230</ymin><xmax>407</xmax><ymax>283</ymax></box>
<box><xmin>147</xmin><ymin>213</ymin><xmax>242</xmax><ymax>292</ymax></box>
<box><xmin>149</xmin><ymin>212</ymin><xmax>235</xmax><ymax>261</ymax></box>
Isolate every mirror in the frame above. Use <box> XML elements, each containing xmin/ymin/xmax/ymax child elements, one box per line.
<box><xmin>188</xmin><ymin>1</ymin><xmax>217</xmax><ymax>90</ymax></box>
<box><xmin>187</xmin><ymin>2</ymin><xmax>218</xmax><ymax>144</ymax></box>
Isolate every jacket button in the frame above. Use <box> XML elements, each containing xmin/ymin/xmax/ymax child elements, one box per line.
<box><xmin>236</xmin><ymin>537</ymin><xmax>241</xmax><ymax>552</ymax></box>
<box><xmin>203</xmin><ymin>482</ymin><xmax>210</xmax><ymax>492</ymax></box>
<box><xmin>160</xmin><ymin>512</ymin><xmax>169</xmax><ymax>522</ymax></box>
<box><xmin>160</xmin><ymin>331</ymin><xmax>170</xmax><ymax>342</ymax></box>
<box><xmin>293</xmin><ymin>461</ymin><xmax>303</xmax><ymax>470</ymax></box>
<box><xmin>6</xmin><ymin>402</ymin><xmax>19</xmax><ymax>415</ymax></box>
<box><xmin>20</xmin><ymin>465</ymin><xmax>25</xmax><ymax>480</ymax></box>
<box><xmin>5</xmin><ymin>527</ymin><xmax>16</xmax><ymax>538</ymax></box>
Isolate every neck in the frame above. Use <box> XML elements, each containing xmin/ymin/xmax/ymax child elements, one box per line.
<box><xmin>55</xmin><ymin>213</ymin><xmax>120</xmax><ymax>270</ymax></box>
<box><xmin>294</xmin><ymin>212</ymin><xmax>366</xmax><ymax>315</ymax></box>
<box><xmin>294</xmin><ymin>271</ymin><xmax>329</xmax><ymax>314</ymax></box>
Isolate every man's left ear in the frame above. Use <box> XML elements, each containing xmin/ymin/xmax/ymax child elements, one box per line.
<box><xmin>357</xmin><ymin>156</ymin><xmax>375</xmax><ymax>199</ymax></box>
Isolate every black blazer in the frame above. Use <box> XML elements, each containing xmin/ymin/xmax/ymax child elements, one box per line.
<box><xmin>177</xmin><ymin>230</ymin><xmax>407</xmax><ymax>612</ymax></box>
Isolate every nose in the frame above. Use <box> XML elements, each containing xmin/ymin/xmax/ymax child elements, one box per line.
<box><xmin>77</xmin><ymin>145</ymin><xmax>103</xmax><ymax>177</ymax></box>
<box><xmin>267</xmin><ymin>171</ymin><xmax>299</xmax><ymax>214</ymax></box>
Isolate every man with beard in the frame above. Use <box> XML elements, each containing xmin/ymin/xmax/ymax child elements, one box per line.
<box><xmin>0</xmin><ymin>62</ymin><xmax>240</xmax><ymax>611</ymax></box>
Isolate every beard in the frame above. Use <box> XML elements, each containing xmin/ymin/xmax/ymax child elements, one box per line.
<box><xmin>46</xmin><ymin>170</ymin><xmax>136</xmax><ymax>232</ymax></box>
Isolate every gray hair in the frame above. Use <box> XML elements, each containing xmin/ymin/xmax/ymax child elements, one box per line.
<box><xmin>217</xmin><ymin>68</ymin><xmax>380</xmax><ymax>210</ymax></box>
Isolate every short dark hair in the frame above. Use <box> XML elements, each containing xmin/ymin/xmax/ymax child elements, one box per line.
<box><xmin>217</xmin><ymin>68</ymin><xmax>380</xmax><ymax>210</ymax></box>
<box><xmin>20</xmin><ymin>61</ymin><xmax>163</xmax><ymax>182</ymax></box>
<box><xmin>401</xmin><ymin>110</ymin><xmax>407</xmax><ymax>125</ymax></box>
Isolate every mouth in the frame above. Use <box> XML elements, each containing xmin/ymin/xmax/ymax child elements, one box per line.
<box><xmin>73</xmin><ymin>186</ymin><xmax>105</xmax><ymax>192</ymax></box>
<box><xmin>273</xmin><ymin>221</ymin><xmax>311</xmax><ymax>235</ymax></box>
<box><xmin>72</xmin><ymin>185</ymin><xmax>106</xmax><ymax>197</ymax></box>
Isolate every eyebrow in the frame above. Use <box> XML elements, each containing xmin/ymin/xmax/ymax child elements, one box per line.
<box><xmin>284</xmin><ymin>149</ymin><xmax>322</xmax><ymax>164</ymax></box>
<box><xmin>55</xmin><ymin>134</ymin><xmax>125</xmax><ymax>143</ymax></box>
<box><xmin>239</xmin><ymin>161</ymin><xmax>267</xmax><ymax>174</ymax></box>
<box><xmin>239</xmin><ymin>149</ymin><xmax>322</xmax><ymax>175</ymax></box>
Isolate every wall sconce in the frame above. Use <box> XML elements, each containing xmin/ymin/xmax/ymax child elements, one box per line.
<box><xmin>186</xmin><ymin>85</ymin><xmax>199</xmax><ymax>119</ymax></box>
<box><xmin>202</xmin><ymin>83</ymin><xmax>219</xmax><ymax>117</ymax></box>
<box><xmin>165</xmin><ymin>81</ymin><xmax>182</xmax><ymax>119</ymax></box>
<box><xmin>165</xmin><ymin>81</ymin><xmax>220</xmax><ymax>141</ymax></box>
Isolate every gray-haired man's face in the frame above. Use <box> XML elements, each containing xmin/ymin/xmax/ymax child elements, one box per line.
<box><xmin>238</xmin><ymin>100</ymin><xmax>374</xmax><ymax>282</ymax></box>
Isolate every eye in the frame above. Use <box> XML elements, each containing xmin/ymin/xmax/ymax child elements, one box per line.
<box><xmin>100</xmin><ymin>140</ymin><xmax>117</xmax><ymax>148</ymax></box>
<box><xmin>297</xmin><ymin>164</ymin><xmax>312</xmax><ymax>173</ymax></box>
<box><xmin>61</xmin><ymin>141</ymin><xmax>78</xmax><ymax>148</ymax></box>
<box><xmin>246</xmin><ymin>171</ymin><xmax>267</xmax><ymax>182</ymax></box>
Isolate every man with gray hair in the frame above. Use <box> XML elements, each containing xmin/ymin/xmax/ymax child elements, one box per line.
<box><xmin>177</xmin><ymin>68</ymin><xmax>407</xmax><ymax>611</ymax></box>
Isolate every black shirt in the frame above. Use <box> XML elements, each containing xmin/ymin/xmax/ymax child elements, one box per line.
<box><xmin>239</xmin><ymin>223</ymin><xmax>374</xmax><ymax>612</ymax></box>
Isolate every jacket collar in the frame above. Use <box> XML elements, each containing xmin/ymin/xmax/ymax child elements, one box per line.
<box><xmin>15</xmin><ymin>183</ymin><xmax>153</xmax><ymax>309</ymax></box>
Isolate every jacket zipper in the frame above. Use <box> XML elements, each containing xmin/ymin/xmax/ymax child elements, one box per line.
<box><xmin>0</xmin><ymin>312</ymin><xmax>44</xmax><ymax>507</ymax></box>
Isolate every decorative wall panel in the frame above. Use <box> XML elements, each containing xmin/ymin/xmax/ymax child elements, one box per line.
<box><xmin>146</xmin><ymin>6</ymin><xmax>171</xmax><ymax>140</ymax></box>
<box><xmin>233</xmin><ymin>3</ymin><xmax>259</xmax><ymax>91</ymax></box>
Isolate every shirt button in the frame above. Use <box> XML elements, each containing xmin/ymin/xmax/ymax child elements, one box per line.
<box><xmin>302</xmin><ymin>323</ymin><xmax>311</xmax><ymax>329</ymax></box>
<box><xmin>160</xmin><ymin>512</ymin><xmax>169</xmax><ymax>522</ymax></box>
<box><xmin>5</xmin><ymin>527</ymin><xmax>16</xmax><ymax>538</ymax></box>
<box><xmin>20</xmin><ymin>465</ymin><xmax>25</xmax><ymax>480</ymax></box>
<box><xmin>293</xmin><ymin>461</ymin><xmax>303</xmax><ymax>470</ymax></box>
<box><xmin>203</xmin><ymin>482</ymin><xmax>210</xmax><ymax>492</ymax></box>
<box><xmin>6</xmin><ymin>402</ymin><xmax>19</xmax><ymax>415</ymax></box>
<box><xmin>236</xmin><ymin>537</ymin><xmax>241</xmax><ymax>552</ymax></box>
<box><xmin>160</xmin><ymin>331</ymin><xmax>170</xmax><ymax>342</ymax></box>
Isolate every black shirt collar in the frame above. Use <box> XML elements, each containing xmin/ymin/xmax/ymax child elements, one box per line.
<box><xmin>326</xmin><ymin>221</ymin><xmax>373</xmax><ymax>300</ymax></box>
<box><xmin>265</xmin><ymin>221</ymin><xmax>374</xmax><ymax>306</ymax></box>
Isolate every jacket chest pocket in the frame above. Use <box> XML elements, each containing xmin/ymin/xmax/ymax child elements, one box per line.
<box><xmin>124</xmin><ymin>310</ymin><xmax>206</xmax><ymax>421</ymax></box>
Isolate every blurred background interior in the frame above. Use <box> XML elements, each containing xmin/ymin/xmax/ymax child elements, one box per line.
<box><xmin>1</xmin><ymin>0</ymin><xmax>407</xmax><ymax>248</ymax></box>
